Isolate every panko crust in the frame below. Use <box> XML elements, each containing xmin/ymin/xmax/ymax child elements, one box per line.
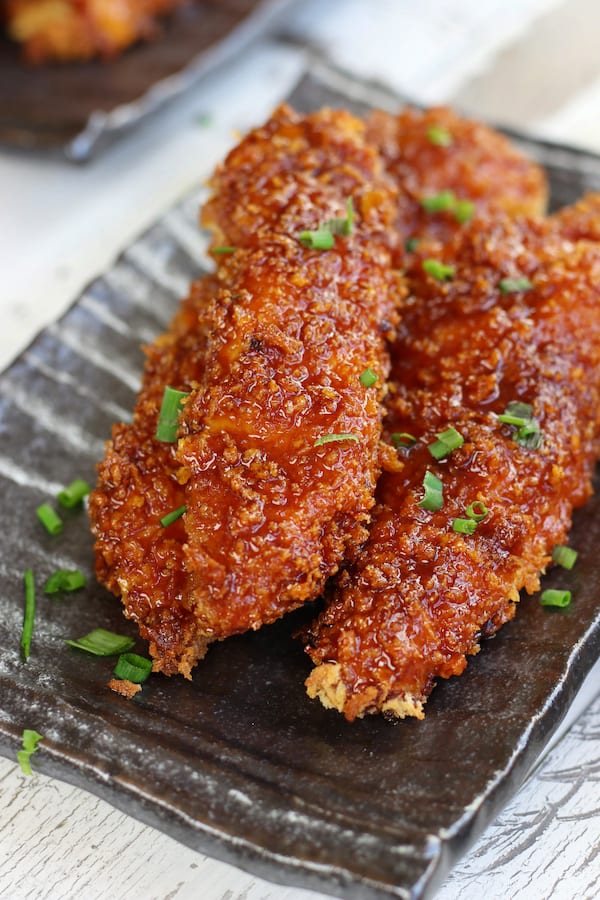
<box><xmin>5</xmin><ymin>0</ymin><xmax>186</xmax><ymax>63</ymax></box>
<box><xmin>304</xmin><ymin>210</ymin><xmax>600</xmax><ymax>721</ymax></box>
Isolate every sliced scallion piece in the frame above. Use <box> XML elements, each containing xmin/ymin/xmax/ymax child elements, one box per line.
<box><xmin>156</xmin><ymin>386</ymin><xmax>189</xmax><ymax>443</ymax></box>
<box><xmin>499</xmin><ymin>277</ymin><xmax>533</xmax><ymax>294</ymax></box>
<box><xmin>21</xmin><ymin>569</ymin><xmax>36</xmax><ymax>660</ymax></box>
<box><xmin>113</xmin><ymin>652</ymin><xmax>153</xmax><ymax>684</ymax></box>
<box><xmin>17</xmin><ymin>729</ymin><xmax>44</xmax><ymax>777</ymax></box>
<box><xmin>314</xmin><ymin>433</ymin><xmax>360</xmax><ymax>447</ymax></box>
<box><xmin>497</xmin><ymin>401</ymin><xmax>543</xmax><ymax>449</ymax></box>
<box><xmin>57</xmin><ymin>479</ymin><xmax>91</xmax><ymax>509</ymax></box>
<box><xmin>66</xmin><ymin>629</ymin><xmax>135</xmax><ymax>657</ymax></box>
<box><xmin>211</xmin><ymin>246</ymin><xmax>237</xmax><ymax>254</ymax></box>
<box><xmin>391</xmin><ymin>432</ymin><xmax>417</xmax><ymax>448</ymax></box>
<box><xmin>552</xmin><ymin>545</ymin><xmax>578</xmax><ymax>570</ymax></box>
<box><xmin>466</xmin><ymin>500</ymin><xmax>489</xmax><ymax>522</ymax></box>
<box><xmin>324</xmin><ymin>197</ymin><xmax>355</xmax><ymax>236</ymax></box>
<box><xmin>44</xmin><ymin>570</ymin><xmax>86</xmax><ymax>594</ymax></box>
<box><xmin>428</xmin><ymin>426</ymin><xmax>464</xmax><ymax>460</ymax></box>
<box><xmin>540</xmin><ymin>589</ymin><xmax>572</xmax><ymax>608</ymax></box>
<box><xmin>160</xmin><ymin>505</ymin><xmax>187</xmax><ymax>528</ymax></box>
<box><xmin>36</xmin><ymin>503</ymin><xmax>63</xmax><ymax>536</ymax></box>
<box><xmin>299</xmin><ymin>198</ymin><xmax>354</xmax><ymax>249</ymax></box>
<box><xmin>359</xmin><ymin>368</ymin><xmax>378</xmax><ymax>388</ymax></box>
<box><xmin>452</xmin><ymin>518</ymin><xmax>477</xmax><ymax>535</ymax></box>
<box><xmin>423</xmin><ymin>258</ymin><xmax>455</xmax><ymax>281</ymax></box>
<box><xmin>454</xmin><ymin>199</ymin><xmax>475</xmax><ymax>224</ymax></box>
<box><xmin>418</xmin><ymin>470</ymin><xmax>444</xmax><ymax>511</ymax></box>
<box><xmin>421</xmin><ymin>190</ymin><xmax>457</xmax><ymax>213</ymax></box>
<box><xmin>427</xmin><ymin>125</ymin><xmax>453</xmax><ymax>147</ymax></box>
<box><xmin>298</xmin><ymin>229</ymin><xmax>335</xmax><ymax>250</ymax></box>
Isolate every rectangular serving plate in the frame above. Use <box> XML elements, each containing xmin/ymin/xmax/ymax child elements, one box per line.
<box><xmin>0</xmin><ymin>61</ymin><xmax>599</xmax><ymax>900</ymax></box>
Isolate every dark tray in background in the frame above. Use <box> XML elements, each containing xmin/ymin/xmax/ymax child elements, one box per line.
<box><xmin>0</xmin><ymin>0</ymin><xmax>294</xmax><ymax>160</ymax></box>
<box><xmin>0</xmin><ymin>61</ymin><xmax>598</xmax><ymax>900</ymax></box>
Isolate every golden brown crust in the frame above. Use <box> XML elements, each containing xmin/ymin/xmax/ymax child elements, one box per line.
<box><xmin>5</xmin><ymin>0</ymin><xmax>186</xmax><ymax>63</ymax></box>
<box><xmin>304</xmin><ymin>212</ymin><xmax>600</xmax><ymax>721</ymax></box>
<box><xmin>108</xmin><ymin>678</ymin><xmax>142</xmax><ymax>699</ymax></box>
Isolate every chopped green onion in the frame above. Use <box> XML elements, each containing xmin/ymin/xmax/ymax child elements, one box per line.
<box><xmin>421</xmin><ymin>190</ymin><xmax>457</xmax><ymax>213</ymax></box>
<box><xmin>466</xmin><ymin>500</ymin><xmax>489</xmax><ymax>522</ymax></box>
<box><xmin>427</xmin><ymin>125</ymin><xmax>453</xmax><ymax>147</ymax></box>
<box><xmin>21</xmin><ymin>569</ymin><xmax>36</xmax><ymax>661</ymax></box>
<box><xmin>359</xmin><ymin>368</ymin><xmax>378</xmax><ymax>388</ymax></box>
<box><xmin>212</xmin><ymin>246</ymin><xmax>237</xmax><ymax>254</ymax></box>
<box><xmin>418</xmin><ymin>470</ymin><xmax>444</xmax><ymax>511</ymax></box>
<box><xmin>36</xmin><ymin>503</ymin><xmax>63</xmax><ymax>536</ymax></box>
<box><xmin>499</xmin><ymin>277</ymin><xmax>533</xmax><ymax>294</ymax></box>
<box><xmin>552</xmin><ymin>545</ymin><xmax>578</xmax><ymax>570</ymax></box>
<box><xmin>298</xmin><ymin>229</ymin><xmax>335</xmax><ymax>250</ymax></box>
<box><xmin>160</xmin><ymin>505</ymin><xmax>187</xmax><ymax>528</ymax></box>
<box><xmin>405</xmin><ymin>237</ymin><xmax>420</xmax><ymax>252</ymax></box>
<box><xmin>454</xmin><ymin>199</ymin><xmax>475</xmax><ymax>224</ymax></box>
<box><xmin>57</xmin><ymin>478</ymin><xmax>91</xmax><ymax>509</ymax></box>
<box><xmin>17</xmin><ymin>730</ymin><xmax>44</xmax><ymax>777</ymax></box>
<box><xmin>113</xmin><ymin>652</ymin><xmax>153</xmax><ymax>684</ymax></box>
<box><xmin>497</xmin><ymin>401</ymin><xmax>542</xmax><ymax>449</ymax></box>
<box><xmin>66</xmin><ymin>628</ymin><xmax>135</xmax><ymax>657</ymax></box>
<box><xmin>500</xmin><ymin>401</ymin><xmax>534</xmax><ymax>421</ymax></box>
<box><xmin>391</xmin><ymin>432</ymin><xmax>417</xmax><ymax>448</ymax></box>
<box><xmin>44</xmin><ymin>569</ymin><xmax>86</xmax><ymax>594</ymax></box>
<box><xmin>423</xmin><ymin>258</ymin><xmax>455</xmax><ymax>281</ymax></box>
<box><xmin>540</xmin><ymin>589</ymin><xmax>572</xmax><ymax>608</ymax></box>
<box><xmin>516</xmin><ymin>420</ymin><xmax>542</xmax><ymax>449</ymax></box>
<box><xmin>324</xmin><ymin>197</ymin><xmax>355</xmax><ymax>236</ymax></box>
<box><xmin>314</xmin><ymin>433</ymin><xmax>360</xmax><ymax>447</ymax></box>
<box><xmin>452</xmin><ymin>517</ymin><xmax>477</xmax><ymax>535</ymax></box>
<box><xmin>156</xmin><ymin>386</ymin><xmax>189</xmax><ymax>442</ymax></box>
<box><xmin>428</xmin><ymin>426</ymin><xmax>464</xmax><ymax>460</ymax></box>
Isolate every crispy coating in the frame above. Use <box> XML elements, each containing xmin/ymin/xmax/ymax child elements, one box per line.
<box><xmin>366</xmin><ymin>107</ymin><xmax>548</xmax><ymax>256</ymax></box>
<box><xmin>5</xmin><ymin>0</ymin><xmax>186</xmax><ymax>63</ymax></box>
<box><xmin>90</xmin><ymin>105</ymin><xmax>404</xmax><ymax>675</ymax></box>
<box><xmin>304</xmin><ymin>211</ymin><xmax>600</xmax><ymax>721</ymax></box>
<box><xmin>89</xmin><ymin>278</ymin><xmax>215</xmax><ymax>675</ymax></box>
<box><xmin>552</xmin><ymin>192</ymin><xmax>600</xmax><ymax>242</ymax></box>
<box><xmin>177</xmin><ymin>105</ymin><xmax>403</xmax><ymax>646</ymax></box>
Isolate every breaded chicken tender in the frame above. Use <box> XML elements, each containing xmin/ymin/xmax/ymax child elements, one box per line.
<box><xmin>366</xmin><ymin>107</ymin><xmax>547</xmax><ymax>256</ymax></box>
<box><xmin>5</xmin><ymin>0</ymin><xmax>185</xmax><ymax>63</ymax></box>
<box><xmin>304</xmin><ymin>210</ymin><xmax>600</xmax><ymax>721</ymax></box>
<box><xmin>90</xmin><ymin>105</ymin><xmax>404</xmax><ymax>675</ymax></box>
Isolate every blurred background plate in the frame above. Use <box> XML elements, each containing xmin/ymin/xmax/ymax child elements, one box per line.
<box><xmin>0</xmin><ymin>0</ymin><xmax>295</xmax><ymax>161</ymax></box>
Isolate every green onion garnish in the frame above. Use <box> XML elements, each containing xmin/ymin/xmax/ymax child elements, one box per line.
<box><xmin>552</xmin><ymin>545</ymin><xmax>578</xmax><ymax>570</ymax></box>
<box><xmin>418</xmin><ymin>470</ymin><xmax>444</xmax><ymax>511</ymax></box>
<box><xmin>36</xmin><ymin>503</ymin><xmax>63</xmax><ymax>536</ymax></box>
<box><xmin>452</xmin><ymin>518</ymin><xmax>477</xmax><ymax>535</ymax></box>
<box><xmin>391</xmin><ymin>432</ymin><xmax>417</xmax><ymax>448</ymax></box>
<box><xmin>21</xmin><ymin>569</ymin><xmax>36</xmax><ymax>661</ymax></box>
<box><xmin>516</xmin><ymin>420</ymin><xmax>542</xmax><ymax>449</ymax></box>
<box><xmin>314</xmin><ymin>433</ymin><xmax>360</xmax><ymax>447</ymax></box>
<box><xmin>57</xmin><ymin>479</ymin><xmax>91</xmax><ymax>509</ymax></box>
<box><xmin>359</xmin><ymin>368</ymin><xmax>378</xmax><ymax>388</ymax></box>
<box><xmin>499</xmin><ymin>277</ymin><xmax>533</xmax><ymax>294</ymax></box>
<box><xmin>497</xmin><ymin>401</ymin><xmax>542</xmax><ymax>449</ymax></box>
<box><xmin>298</xmin><ymin>229</ymin><xmax>335</xmax><ymax>250</ymax></box>
<box><xmin>540</xmin><ymin>589</ymin><xmax>572</xmax><ymax>608</ymax></box>
<box><xmin>17</xmin><ymin>729</ymin><xmax>44</xmax><ymax>777</ymax></box>
<box><xmin>405</xmin><ymin>237</ymin><xmax>420</xmax><ymax>252</ymax></box>
<box><xmin>324</xmin><ymin>197</ymin><xmax>355</xmax><ymax>236</ymax></box>
<box><xmin>212</xmin><ymin>246</ymin><xmax>237</xmax><ymax>254</ymax></box>
<box><xmin>160</xmin><ymin>505</ymin><xmax>187</xmax><ymax>528</ymax></box>
<box><xmin>113</xmin><ymin>652</ymin><xmax>153</xmax><ymax>684</ymax></box>
<box><xmin>428</xmin><ymin>426</ymin><xmax>464</xmax><ymax>460</ymax></box>
<box><xmin>466</xmin><ymin>500</ymin><xmax>489</xmax><ymax>522</ymax></box>
<box><xmin>44</xmin><ymin>570</ymin><xmax>86</xmax><ymax>594</ymax></box>
<box><xmin>421</xmin><ymin>190</ymin><xmax>457</xmax><ymax>213</ymax></box>
<box><xmin>423</xmin><ymin>258</ymin><xmax>455</xmax><ymax>281</ymax></box>
<box><xmin>66</xmin><ymin>629</ymin><xmax>135</xmax><ymax>657</ymax></box>
<box><xmin>454</xmin><ymin>199</ymin><xmax>475</xmax><ymax>224</ymax></box>
<box><xmin>427</xmin><ymin>125</ymin><xmax>453</xmax><ymax>147</ymax></box>
<box><xmin>156</xmin><ymin>386</ymin><xmax>189</xmax><ymax>443</ymax></box>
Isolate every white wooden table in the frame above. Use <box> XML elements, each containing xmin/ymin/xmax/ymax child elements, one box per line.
<box><xmin>1</xmin><ymin>2</ymin><xmax>599</xmax><ymax>898</ymax></box>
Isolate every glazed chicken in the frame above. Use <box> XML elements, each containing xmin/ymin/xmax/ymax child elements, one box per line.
<box><xmin>90</xmin><ymin>105</ymin><xmax>404</xmax><ymax>675</ymax></box>
<box><xmin>304</xmin><ymin>210</ymin><xmax>600</xmax><ymax>720</ymax></box>
<box><xmin>4</xmin><ymin>0</ymin><xmax>186</xmax><ymax>62</ymax></box>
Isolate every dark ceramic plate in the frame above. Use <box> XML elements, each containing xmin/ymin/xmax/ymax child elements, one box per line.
<box><xmin>0</xmin><ymin>62</ymin><xmax>599</xmax><ymax>900</ymax></box>
<box><xmin>0</xmin><ymin>0</ymin><xmax>294</xmax><ymax>160</ymax></box>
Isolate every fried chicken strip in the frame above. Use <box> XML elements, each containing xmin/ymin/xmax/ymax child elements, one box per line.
<box><xmin>90</xmin><ymin>105</ymin><xmax>403</xmax><ymax>674</ymax></box>
<box><xmin>5</xmin><ymin>0</ymin><xmax>186</xmax><ymax>63</ymax></box>
<box><xmin>304</xmin><ymin>210</ymin><xmax>600</xmax><ymax>721</ymax></box>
